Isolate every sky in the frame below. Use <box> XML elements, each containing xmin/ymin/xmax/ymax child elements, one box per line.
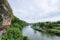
<box><xmin>8</xmin><ymin>0</ymin><xmax>60</xmax><ymax>23</ymax></box>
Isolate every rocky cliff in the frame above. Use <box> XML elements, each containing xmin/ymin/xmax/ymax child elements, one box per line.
<box><xmin>0</xmin><ymin>0</ymin><xmax>14</xmax><ymax>31</ymax></box>
<box><xmin>0</xmin><ymin>1</ymin><xmax>29</xmax><ymax>40</ymax></box>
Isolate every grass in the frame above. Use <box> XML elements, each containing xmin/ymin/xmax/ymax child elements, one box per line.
<box><xmin>46</xmin><ymin>28</ymin><xmax>60</xmax><ymax>36</ymax></box>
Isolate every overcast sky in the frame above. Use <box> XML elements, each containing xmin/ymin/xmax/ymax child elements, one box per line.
<box><xmin>8</xmin><ymin>0</ymin><xmax>60</xmax><ymax>23</ymax></box>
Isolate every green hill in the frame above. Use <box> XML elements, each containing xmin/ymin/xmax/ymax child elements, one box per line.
<box><xmin>0</xmin><ymin>0</ymin><xmax>28</xmax><ymax>40</ymax></box>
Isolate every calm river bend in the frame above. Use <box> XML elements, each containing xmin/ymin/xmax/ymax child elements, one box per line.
<box><xmin>22</xmin><ymin>25</ymin><xmax>60</xmax><ymax>40</ymax></box>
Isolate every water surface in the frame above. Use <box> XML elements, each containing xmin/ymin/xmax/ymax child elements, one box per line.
<box><xmin>22</xmin><ymin>25</ymin><xmax>60</xmax><ymax>40</ymax></box>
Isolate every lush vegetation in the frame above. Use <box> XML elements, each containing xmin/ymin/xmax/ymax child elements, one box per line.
<box><xmin>2</xmin><ymin>28</ymin><xmax>23</xmax><ymax>40</ymax></box>
<box><xmin>0</xmin><ymin>0</ymin><xmax>29</xmax><ymax>40</ymax></box>
<box><xmin>0</xmin><ymin>0</ymin><xmax>6</xmax><ymax>4</ymax></box>
<box><xmin>11</xmin><ymin>16</ymin><xmax>28</xmax><ymax>30</ymax></box>
<box><xmin>1</xmin><ymin>17</ymin><xmax>29</xmax><ymax>40</ymax></box>
<box><xmin>32</xmin><ymin>21</ymin><xmax>60</xmax><ymax>35</ymax></box>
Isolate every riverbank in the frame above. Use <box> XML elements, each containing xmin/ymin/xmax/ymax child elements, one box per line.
<box><xmin>46</xmin><ymin>28</ymin><xmax>60</xmax><ymax>36</ymax></box>
<box><xmin>31</xmin><ymin>26</ymin><xmax>60</xmax><ymax>36</ymax></box>
<box><xmin>22</xmin><ymin>25</ymin><xmax>60</xmax><ymax>40</ymax></box>
<box><xmin>32</xmin><ymin>21</ymin><xmax>60</xmax><ymax>36</ymax></box>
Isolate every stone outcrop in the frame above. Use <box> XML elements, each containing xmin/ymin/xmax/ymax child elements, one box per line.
<box><xmin>0</xmin><ymin>0</ymin><xmax>13</xmax><ymax>31</ymax></box>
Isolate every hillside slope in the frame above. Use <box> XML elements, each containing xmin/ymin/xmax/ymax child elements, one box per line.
<box><xmin>0</xmin><ymin>0</ymin><xmax>28</xmax><ymax>40</ymax></box>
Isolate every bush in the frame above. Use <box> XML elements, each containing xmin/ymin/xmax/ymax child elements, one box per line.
<box><xmin>23</xmin><ymin>36</ymin><xmax>29</xmax><ymax>40</ymax></box>
<box><xmin>11</xmin><ymin>23</ymin><xmax>23</xmax><ymax>30</ymax></box>
<box><xmin>1</xmin><ymin>27</ymin><xmax>23</xmax><ymax>40</ymax></box>
<box><xmin>11</xmin><ymin>17</ymin><xmax>27</xmax><ymax>29</ymax></box>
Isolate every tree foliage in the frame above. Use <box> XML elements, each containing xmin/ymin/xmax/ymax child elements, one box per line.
<box><xmin>1</xmin><ymin>17</ymin><xmax>28</xmax><ymax>40</ymax></box>
<box><xmin>2</xmin><ymin>28</ymin><xmax>23</xmax><ymax>40</ymax></box>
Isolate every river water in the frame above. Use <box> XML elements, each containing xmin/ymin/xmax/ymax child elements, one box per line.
<box><xmin>22</xmin><ymin>25</ymin><xmax>60</xmax><ymax>40</ymax></box>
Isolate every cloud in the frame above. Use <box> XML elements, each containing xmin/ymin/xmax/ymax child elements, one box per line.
<box><xmin>35</xmin><ymin>0</ymin><xmax>59</xmax><ymax>13</ymax></box>
<box><xmin>8</xmin><ymin>0</ymin><xmax>60</xmax><ymax>23</ymax></box>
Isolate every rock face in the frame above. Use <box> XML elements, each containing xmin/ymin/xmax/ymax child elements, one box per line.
<box><xmin>0</xmin><ymin>0</ymin><xmax>13</xmax><ymax>26</ymax></box>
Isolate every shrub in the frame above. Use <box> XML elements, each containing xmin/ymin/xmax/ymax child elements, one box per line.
<box><xmin>1</xmin><ymin>27</ymin><xmax>23</xmax><ymax>40</ymax></box>
<box><xmin>23</xmin><ymin>36</ymin><xmax>29</xmax><ymax>40</ymax></box>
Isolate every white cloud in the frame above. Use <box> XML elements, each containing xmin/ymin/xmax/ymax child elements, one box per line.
<box><xmin>35</xmin><ymin>0</ymin><xmax>58</xmax><ymax>13</ymax></box>
<box><xmin>8</xmin><ymin>0</ymin><xmax>60</xmax><ymax>23</ymax></box>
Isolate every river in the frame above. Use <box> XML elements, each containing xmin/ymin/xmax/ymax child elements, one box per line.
<box><xmin>22</xmin><ymin>25</ymin><xmax>60</xmax><ymax>40</ymax></box>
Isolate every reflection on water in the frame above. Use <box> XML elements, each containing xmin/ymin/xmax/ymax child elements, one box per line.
<box><xmin>22</xmin><ymin>25</ymin><xmax>60</xmax><ymax>40</ymax></box>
